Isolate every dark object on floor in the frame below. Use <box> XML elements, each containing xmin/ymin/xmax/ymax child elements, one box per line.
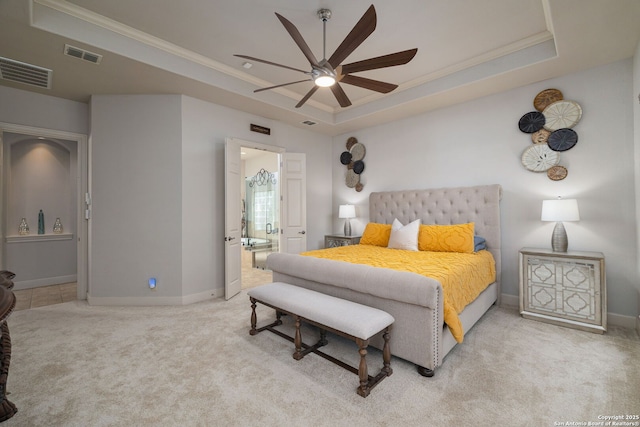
<box><xmin>0</xmin><ymin>271</ymin><xmax>17</xmax><ymax>421</ymax></box>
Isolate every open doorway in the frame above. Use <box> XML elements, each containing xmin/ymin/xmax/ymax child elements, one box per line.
<box><xmin>240</xmin><ymin>147</ymin><xmax>278</xmax><ymax>289</ymax></box>
<box><xmin>0</xmin><ymin>123</ymin><xmax>89</xmax><ymax>306</ymax></box>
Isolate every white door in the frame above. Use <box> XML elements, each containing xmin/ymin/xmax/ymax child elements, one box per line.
<box><xmin>280</xmin><ymin>153</ymin><xmax>307</xmax><ymax>254</ymax></box>
<box><xmin>224</xmin><ymin>139</ymin><xmax>242</xmax><ymax>300</ymax></box>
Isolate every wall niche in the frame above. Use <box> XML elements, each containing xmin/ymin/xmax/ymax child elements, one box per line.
<box><xmin>3</xmin><ymin>133</ymin><xmax>77</xmax><ymax>289</ymax></box>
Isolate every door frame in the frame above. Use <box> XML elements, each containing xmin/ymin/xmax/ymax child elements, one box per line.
<box><xmin>0</xmin><ymin>122</ymin><xmax>89</xmax><ymax>301</ymax></box>
<box><xmin>224</xmin><ymin>138</ymin><xmax>284</xmax><ymax>300</ymax></box>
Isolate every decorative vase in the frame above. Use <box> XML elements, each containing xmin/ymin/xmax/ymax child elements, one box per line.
<box><xmin>53</xmin><ymin>218</ymin><xmax>63</xmax><ymax>234</ymax></box>
<box><xmin>38</xmin><ymin>210</ymin><xmax>44</xmax><ymax>235</ymax></box>
<box><xmin>18</xmin><ymin>218</ymin><xmax>29</xmax><ymax>235</ymax></box>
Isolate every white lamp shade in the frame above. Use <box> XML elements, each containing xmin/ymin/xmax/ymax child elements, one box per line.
<box><xmin>338</xmin><ymin>204</ymin><xmax>356</xmax><ymax>219</ymax></box>
<box><xmin>541</xmin><ymin>198</ymin><xmax>580</xmax><ymax>222</ymax></box>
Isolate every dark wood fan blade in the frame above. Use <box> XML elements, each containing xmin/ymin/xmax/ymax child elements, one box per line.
<box><xmin>234</xmin><ymin>55</ymin><xmax>309</xmax><ymax>74</ymax></box>
<box><xmin>340</xmin><ymin>75</ymin><xmax>397</xmax><ymax>93</ymax></box>
<box><xmin>254</xmin><ymin>79</ymin><xmax>313</xmax><ymax>93</ymax></box>
<box><xmin>330</xmin><ymin>83</ymin><xmax>352</xmax><ymax>107</ymax></box>
<box><xmin>340</xmin><ymin>48</ymin><xmax>418</xmax><ymax>74</ymax></box>
<box><xmin>295</xmin><ymin>86</ymin><xmax>319</xmax><ymax>108</ymax></box>
<box><xmin>327</xmin><ymin>5</ymin><xmax>376</xmax><ymax>69</ymax></box>
<box><xmin>275</xmin><ymin>13</ymin><xmax>319</xmax><ymax>67</ymax></box>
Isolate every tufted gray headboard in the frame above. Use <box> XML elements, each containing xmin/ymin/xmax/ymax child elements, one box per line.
<box><xmin>369</xmin><ymin>184</ymin><xmax>502</xmax><ymax>299</ymax></box>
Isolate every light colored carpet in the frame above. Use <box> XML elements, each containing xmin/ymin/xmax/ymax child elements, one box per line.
<box><xmin>3</xmin><ymin>291</ymin><xmax>639</xmax><ymax>426</ymax></box>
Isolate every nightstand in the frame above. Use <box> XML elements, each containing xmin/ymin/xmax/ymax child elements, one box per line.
<box><xmin>324</xmin><ymin>234</ymin><xmax>361</xmax><ymax>248</ymax></box>
<box><xmin>519</xmin><ymin>248</ymin><xmax>606</xmax><ymax>334</ymax></box>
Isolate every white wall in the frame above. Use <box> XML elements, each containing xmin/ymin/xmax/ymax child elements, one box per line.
<box><xmin>90</xmin><ymin>95</ymin><xmax>183</xmax><ymax>301</ymax></box>
<box><xmin>0</xmin><ymin>86</ymin><xmax>87</xmax><ymax>285</ymax></box>
<box><xmin>3</xmin><ymin>135</ymin><xmax>77</xmax><ymax>287</ymax></box>
<box><xmin>2</xmin><ymin>88</ymin><xmax>332</xmax><ymax>303</ymax></box>
<box><xmin>181</xmin><ymin>96</ymin><xmax>333</xmax><ymax>298</ymax></box>
<box><xmin>244</xmin><ymin>153</ymin><xmax>279</xmax><ymax>179</ymax></box>
<box><xmin>0</xmin><ymin>86</ymin><xmax>89</xmax><ymax>134</ymax></box>
<box><xmin>333</xmin><ymin>59</ymin><xmax>638</xmax><ymax>321</ymax></box>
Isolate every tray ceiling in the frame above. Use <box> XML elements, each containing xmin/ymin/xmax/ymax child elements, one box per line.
<box><xmin>1</xmin><ymin>0</ymin><xmax>639</xmax><ymax>135</ymax></box>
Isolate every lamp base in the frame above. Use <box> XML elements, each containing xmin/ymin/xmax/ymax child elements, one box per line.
<box><xmin>343</xmin><ymin>219</ymin><xmax>352</xmax><ymax>237</ymax></box>
<box><xmin>551</xmin><ymin>221</ymin><xmax>568</xmax><ymax>252</ymax></box>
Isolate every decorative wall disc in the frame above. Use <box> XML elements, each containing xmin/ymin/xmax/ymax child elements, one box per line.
<box><xmin>531</xmin><ymin>128</ymin><xmax>551</xmax><ymax>144</ymax></box>
<box><xmin>534</xmin><ymin>89</ymin><xmax>563</xmax><ymax>111</ymax></box>
<box><xmin>350</xmin><ymin>143</ymin><xmax>366</xmax><ymax>161</ymax></box>
<box><xmin>548</xmin><ymin>128</ymin><xmax>578</xmax><ymax>151</ymax></box>
<box><xmin>543</xmin><ymin>100</ymin><xmax>582</xmax><ymax>131</ymax></box>
<box><xmin>521</xmin><ymin>144</ymin><xmax>560</xmax><ymax>172</ymax></box>
<box><xmin>353</xmin><ymin>160</ymin><xmax>365</xmax><ymax>174</ymax></box>
<box><xmin>340</xmin><ymin>151</ymin><xmax>352</xmax><ymax>165</ymax></box>
<box><xmin>547</xmin><ymin>165</ymin><xmax>568</xmax><ymax>181</ymax></box>
<box><xmin>518</xmin><ymin>111</ymin><xmax>545</xmax><ymax>133</ymax></box>
<box><xmin>342</xmin><ymin>137</ymin><xmax>366</xmax><ymax>191</ymax></box>
<box><xmin>345</xmin><ymin>169</ymin><xmax>359</xmax><ymax>188</ymax></box>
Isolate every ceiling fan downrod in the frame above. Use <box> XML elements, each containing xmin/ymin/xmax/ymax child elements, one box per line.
<box><xmin>317</xmin><ymin>9</ymin><xmax>331</xmax><ymax>61</ymax></box>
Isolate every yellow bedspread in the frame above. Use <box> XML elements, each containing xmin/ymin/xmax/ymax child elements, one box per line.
<box><xmin>301</xmin><ymin>245</ymin><xmax>496</xmax><ymax>343</ymax></box>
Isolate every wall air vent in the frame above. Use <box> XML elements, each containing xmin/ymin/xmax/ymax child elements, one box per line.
<box><xmin>301</xmin><ymin>120</ymin><xmax>317</xmax><ymax>126</ymax></box>
<box><xmin>64</xmin><ymin>44</ymin><xmax>102</xmax><ymax>64</ymax></box>
<box><xmin>0</xmin><ymin>57</ymin><xmax>52</xmax><ymax>89</ymax></box>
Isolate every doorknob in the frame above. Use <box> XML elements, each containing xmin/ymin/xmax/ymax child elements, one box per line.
<box><xmin>225</xmin><ymin>236</ymin><xmax>236</xmax><ymax>241</ymax></box>
<box><xmin>298</xmin><ymin>231</ymin><xmax>306</xmax><ymax>234</ymax></box>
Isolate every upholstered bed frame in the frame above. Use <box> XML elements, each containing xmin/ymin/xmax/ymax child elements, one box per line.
<box><xmin>267</xmin><ymin>184</ymin><xmax>502</xmax><ymax>375</ymax></box>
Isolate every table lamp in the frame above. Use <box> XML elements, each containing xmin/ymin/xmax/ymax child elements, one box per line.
<box><xmin>339</xmin><ymin>204</ymin><xmax>356</xmax><ymax>236</ymax></box>
<box><xmin>541</xmin><ymin>197</ymin><xmax>580</xmax><ymax>252</ymax></box>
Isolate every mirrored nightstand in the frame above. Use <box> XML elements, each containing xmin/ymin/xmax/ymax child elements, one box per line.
<box><xmin>324</xmin><ymin>234</ymin><xmax>361</xmax><ymax>248</ymax></box>
<box><xmin>519</xmin><ymin>247</ymin><xmax>606</xmax><ymax>334</ymax></box>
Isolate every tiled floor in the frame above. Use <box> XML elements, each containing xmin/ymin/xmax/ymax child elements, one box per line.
<box><xmin>13</xmin><ymin>282</ymin><xmax>77</xmax><ymax>311</ymax></box>
<box><xmin>242</xmin><ymin>249</ymin><xmax>273</xmax><ymax>289</ymax></box>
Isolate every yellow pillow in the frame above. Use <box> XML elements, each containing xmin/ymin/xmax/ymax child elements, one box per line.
<box><xmin>360</xmin><ymin>223</ymin><xmax>392</xmax><ymax>247</ymax></box>
<box><xmin>418</xmin><ymin>223</ymin><xmax>475</xmax><ymax>253</ymax></box>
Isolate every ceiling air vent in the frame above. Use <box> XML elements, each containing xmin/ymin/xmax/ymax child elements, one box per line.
<box><xmin>0</xmin><ymin>57</ymin><xmax>52</xmax><ymax>89</ymax></box>
<box><xmin>64</xmin><ymin>44</ymin><xmax>102</xmax><ymax>64</ymax></box>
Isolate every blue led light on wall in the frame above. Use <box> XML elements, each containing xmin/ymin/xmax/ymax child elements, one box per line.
<box><xmin>148</xmin><ymin>278</ymin><xmax>156</xmax><ymax>289</ymax></box>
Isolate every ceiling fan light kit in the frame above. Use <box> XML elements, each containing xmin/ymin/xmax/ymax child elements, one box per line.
<box><xmin>234</xmin><ymin>4</ymin><xmax>417</xmax><ymax>108</ymax></box>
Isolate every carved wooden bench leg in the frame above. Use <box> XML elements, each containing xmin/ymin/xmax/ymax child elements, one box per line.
<box><xmin>356</xmin><ymin>338</ymin><xmax>370</xmax><ymax>397</ymax></box>
<box><xmin>250</xmin><ymin>298</ymin><xmax>284</xmax><ymax>336</ymax></box>
<box><xmin>319</xmin><ymin>330</ymin><xmax>327</xmax><ymax>346</ymax></box>
<box><xmin>250</xmin><ymin>298</ymin><xmax>258</xmax><ymax>335</ymax></box>
<box><xmin>293</xmin><ymin>316</ymin><xmax>303</xmax><ymax>360</ymax></box>
<box><xmin>247</xmin><ymin>284</ymin><xmax>394</xmax><ymax>397</ymax></box>
<box><xmin>382</xmin><ymin>327</ymin><xmax>393</xmax><ymax>376</ymax></box>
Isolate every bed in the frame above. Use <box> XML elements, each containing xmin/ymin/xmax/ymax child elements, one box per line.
<box><xmin>266</xmin><ymin>184</ymin><xmax>502</xmax><ymax>376</ymax></box>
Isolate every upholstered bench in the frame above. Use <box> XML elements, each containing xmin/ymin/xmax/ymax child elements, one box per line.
<box><xmin>248</xmin><ymin>282</ymin><xmax>394</xmax><ymax>397</ymax></box>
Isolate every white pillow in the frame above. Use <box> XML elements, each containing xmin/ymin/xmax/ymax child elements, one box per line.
<box><xmin>387</xmin><ymin>218</ymin><xmax>420</xmax><ymax>251</ymax></box>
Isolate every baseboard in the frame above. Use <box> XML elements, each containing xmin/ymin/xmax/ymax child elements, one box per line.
<box><xmin>14</xmin><ymin>275</ymin><xmax>77</xmax><ymax>290</ymax></box>
<box><xmin>502</xmin><ymin>292</ymin><xmax>636</xmax><ymax>330</ymax></box>
<box><xmin>500</xmin><ymin>293</ymin><xmax>519</xmax><ymax>309</ymax></box>
<box><xmin>87</xmin><ymin>288</ymin><xmax>221</xmax><ymax>306</ymax></box>
<box><xmin>607</xmin><ymin>312</ymin><xmax>637</xmax><ymax>329</ymax></box>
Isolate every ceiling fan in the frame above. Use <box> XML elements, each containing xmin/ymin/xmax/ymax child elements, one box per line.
<box><xmin>234</xmin><ymin>5</ymin><xmax>418</xmax><ymax>108</ymax></box>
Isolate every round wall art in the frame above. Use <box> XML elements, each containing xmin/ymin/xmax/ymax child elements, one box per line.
<box><xmin>340</xmin><ymin>137</ymin><xmax>366</xmax><ymax>191</ymax></box>
<box><xmin>547</xmin><ymin>128</ymin><xmax>578</xmax><ymax>152</ymax></box>
<box><xmin>517</xmin><ymin>88</ymin><xmax>582</xmax><ymax>181</ymax></box>
<box><xmin>521</xmin><ymin>144</ymin><xmax>560</xmax><ymax>172</ymax></box>
<box><xmin>518</xmin><ymin>111</ymin><xmax>545</xmax><ymax>133</ymax></box>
